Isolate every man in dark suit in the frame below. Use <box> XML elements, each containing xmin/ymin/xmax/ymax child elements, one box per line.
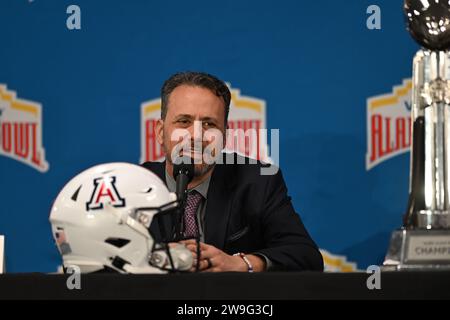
<box><xmin>142</xmin><ymin>71</ymin><xmax>323</xmax><ymax>272</ymax></box>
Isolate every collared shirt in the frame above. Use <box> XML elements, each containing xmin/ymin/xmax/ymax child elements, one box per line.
<box><xmin>165</xmin><ymin>170</ymin><xmax>210</xmax><ymax>242</ymax></box>
<box><xmin>165</xmin><ymin>168</ymin><xmax>272</xmax><ymax>271</ymax></box>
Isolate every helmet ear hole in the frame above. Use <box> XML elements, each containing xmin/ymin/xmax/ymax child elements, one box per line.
<box><xmin>104</xmin><ymin>237</ymin><xmax>130</xmax><ymax>248</ymax></box>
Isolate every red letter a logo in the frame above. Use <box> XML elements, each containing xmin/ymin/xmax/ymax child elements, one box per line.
<box><xmin>86</xmin><ymin>176</ymin><xmax>126</xmax><ymax>211</ymax></box>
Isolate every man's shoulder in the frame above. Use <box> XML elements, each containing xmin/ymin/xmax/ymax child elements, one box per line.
<box><xmin>141</xmin><ymin>160</ymin><xmax>164</xmax><ymax>170</ymax></box>
<box><xmin>141</xmin><ymin>160</ymin><xmax>165</xmax><ymax>180</ymax></box>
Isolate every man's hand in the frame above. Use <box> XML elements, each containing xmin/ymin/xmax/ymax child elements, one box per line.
<box><xmin>179</xmin><ymin>240</ymin><xmax>266</xmax><ymax>272</ymax></box>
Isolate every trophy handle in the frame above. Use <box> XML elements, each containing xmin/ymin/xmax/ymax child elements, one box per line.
<box><xmin>404</xmin><ymin>116</ymin><xmax>425</xmax><ymax>227</ymax></box>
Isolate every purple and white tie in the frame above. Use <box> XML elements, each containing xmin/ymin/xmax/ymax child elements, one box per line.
<box><xmin>183</xmin><ymin>190</ymin><xmax>203</xmax><ymax>238</ymax></box>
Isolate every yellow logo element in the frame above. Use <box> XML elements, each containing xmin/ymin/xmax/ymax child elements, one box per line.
<box><xmin>320</xmin><ymin>249</ymin><xmax>358</xmax><ymax>272</ymax></box>
<box><xmin>0</xmin><ymin>85</ymin><xmax>49</xmax><ymax>172</ymax></box>
<box><xmin>366</xmin><ymin>79</ymin><xmax>412</xmax><ymax>170</ymax></box>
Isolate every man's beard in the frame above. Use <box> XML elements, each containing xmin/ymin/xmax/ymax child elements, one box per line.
<box><xmin>193</xmin><ymin>162</ymin><xmax>214</xmax><ymax>177</ymax></box>
<box><xmin>164</xmin><ymin>142</ymin><xmax>216</xmax><ymax>178</ymax></box>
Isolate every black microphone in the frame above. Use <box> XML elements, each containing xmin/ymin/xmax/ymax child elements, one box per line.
<box><xmin>173</xmin><ymin>161</ymin><xmax>195</xmax><ymax>205</ymax></box>
<box><xmin>172</xmin><ymin>161</ymin><xmax>194</xmax><ymax>239</ymax></box>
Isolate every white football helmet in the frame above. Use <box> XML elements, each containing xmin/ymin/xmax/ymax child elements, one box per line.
<box><xmin>49</xmin><ymin>162</ymin><xmax>193</xmax><ymax>273</ymax></box>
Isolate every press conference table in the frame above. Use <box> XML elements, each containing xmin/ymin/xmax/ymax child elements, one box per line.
<box><xmin>0</xmin><ymin>271</ymin><xmax>449</xmax><ymax>300</ymax></box>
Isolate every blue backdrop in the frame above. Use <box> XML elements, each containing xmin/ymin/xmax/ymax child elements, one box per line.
<box><xmin>0</xmin><ymin>0</ymin><xmax>418</xmax><ymax>272</ymax></box>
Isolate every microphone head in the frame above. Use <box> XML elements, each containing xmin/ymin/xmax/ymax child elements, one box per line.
<box><xmin>173</xmin><ymin>159</ymin><xmax>195</xmax><ymax>182</ymax></box>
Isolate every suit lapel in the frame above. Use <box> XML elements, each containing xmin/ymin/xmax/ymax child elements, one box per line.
<box><xmin>149</xmin><ymin>161</ymin><xmax>166</xmax><ymax>182</ymax></box>
<box><xmin>204</xmin><ymin>162</ymin><xmax>235</xmax><ymax>249</ymax></box>
<box><xmin>145</xmin><ymin>159</ymin><xmax>236</xmax><ymax>248</ymax></box>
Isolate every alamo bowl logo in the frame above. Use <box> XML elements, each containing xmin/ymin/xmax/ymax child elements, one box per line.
<box><xmin>140</xmin><ymin>85</ymin><xmax>269</xmax><ymax>163</ymax></box>
<box><xmin>366</xmin><ymin>79</ymin><xmax>412</xmax><ymax>170</ymax></box>
<box><xmin>0</xmin><ymin>85</ymin><xmax>49</xmax><ymax>172</ymax></box>
<box><xmin>320</xmin><ymin>249</ymin><xmax>358</xmax><ymax>272</ymax></box>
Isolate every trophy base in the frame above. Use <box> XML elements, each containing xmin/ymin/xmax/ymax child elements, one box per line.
<box><xmin>383</xmin><ymin>229</ymin><xmax>450</xmax><ymax>271</ymax></box>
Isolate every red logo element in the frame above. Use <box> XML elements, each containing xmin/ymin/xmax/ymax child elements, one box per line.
<box><xmin>366</xmin><ymin>79</ymin><xmax>412</xmax><ymax>170</ymax></box>
<box><xmin>86</xmin><ymin>176</ymin><xmax>126</xmax><ymax>211</ymax></box>
<box><xmin>0</xmin><ymin>84</ymin><xmax>49</xmax><ymax>172</ymax></box>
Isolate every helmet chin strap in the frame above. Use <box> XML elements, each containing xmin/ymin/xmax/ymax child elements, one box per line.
<box><xmin>109</xmin><ymin>244</ymin><xmax>193</xmax><ymax>274</ymax></box>
<box><xmin>149</xmin><ymin>243</ymin><xmax>193</xmax><ymax>271</ymax></box>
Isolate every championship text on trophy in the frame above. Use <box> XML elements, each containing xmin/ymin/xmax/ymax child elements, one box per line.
<box><xmin>384</xmin><ymin>0</ymin><xmax>450</xmax><ymax>270</ymax></box>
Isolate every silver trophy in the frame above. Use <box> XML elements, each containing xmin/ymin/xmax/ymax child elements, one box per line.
<box><xmin>383</xmin><ymin>0</ymin><xmax>450</xmax><ymax>270</ymax></box>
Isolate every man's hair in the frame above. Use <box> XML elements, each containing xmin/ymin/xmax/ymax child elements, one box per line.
<box><xmin>161</xmin><ymin>71</ymin><xmax>231</xmax><ymax>124</ymax></box>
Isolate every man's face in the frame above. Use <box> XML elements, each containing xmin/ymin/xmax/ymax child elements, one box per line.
<box><xmin>156</xmin><ymin>85</ymin><xmax>226</xmax><ymax>177</ymax></box>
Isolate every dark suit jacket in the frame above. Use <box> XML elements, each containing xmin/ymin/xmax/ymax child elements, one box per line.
<box><xmin>142</xmin><ymin>153</ymin><xmax>323</xmax><ymax>271</ymax></box>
